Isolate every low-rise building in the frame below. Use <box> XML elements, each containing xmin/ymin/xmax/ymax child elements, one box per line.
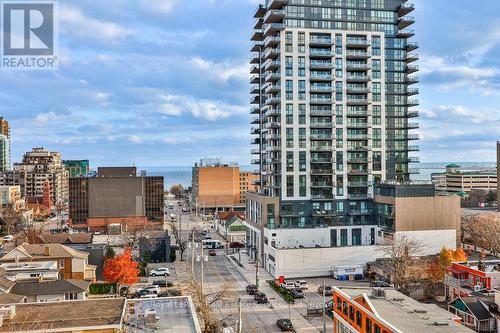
<box><xmin>445</xmin><ymin>260</ymin><xmax>500</xmax><ymax>300</ymax></box>
<box><xmin>331</xmin><ymin>286</ymin><xmax>474</xmax><ymax>333</ymax></box>
<box><xmin>0</xmin><ymin>261</ymin><xmax>60</xmax><ymax>282</ymax></box>
<box><xmin>215</xmin><ymin>212</ymin><xmax>247</xmax><ymax>243</ymax></box>
<box><xmin>9</xmin><ymin>279</ymin><xmax>90</xmax><ymax>303</ymax></box>
<box><xmin>0</xmin><ymin>243</ymin><xmax>96</xmax><ymax>281</ymax></box>
<box><xmin>0</xmin><ymin>298</ymin><xmax>126</xmax><ymax>332</ymax></box>
<box><xmin>432</xmin><ymin>164</ymin><xmax>497</xmax><ymax>194</ymax></box>
<box><xmin>447</xmin><ymin>296</ymin><xmax>497</xmax><ymax>333</ymax></box>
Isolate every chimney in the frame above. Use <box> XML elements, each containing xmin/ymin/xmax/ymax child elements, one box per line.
<box><xmin>38</xmin><ymin>274</ymin><xmax>43</xmax><ymax>283</ymax></box>
<box><xmin>44</xmin><ymin>246</ymin><xmax>50</xmax><ymax>256</ymax></box>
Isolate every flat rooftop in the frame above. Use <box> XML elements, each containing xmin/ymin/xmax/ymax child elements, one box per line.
<box><xmin>126</xmin><ymin>297</ymin><xmax>201</xmax><ymax>333</ymax></box>
<box><xmin>0</xmin><ymin>298</ymin><xmax>125</xmax><ymax>332</ymax></box>
<box><xmin>0</xmin><ymin>261</ymin><xmax>57</xmax><ymax>271</ymax></box>
<box><xmin>338</xmin><ymin>287</ymin><xmax>473</xmax><ymax>333</ymax></box>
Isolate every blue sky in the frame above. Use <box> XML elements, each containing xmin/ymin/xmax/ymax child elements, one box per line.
<box><xmin>1</xmin><ymin>0</ymin><xmax>499</xmax><ymax>166</ymax></box>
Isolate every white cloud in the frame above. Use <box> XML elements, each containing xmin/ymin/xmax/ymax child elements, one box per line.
<box><xmin>128</xmin><ymin>135</ymin><xmax>143</xmax><ymax>144</ymax></box>
<box><xmin>190</xmin><ymin>56</ymin><xmax>248</xmax><ymax>84</ymax></box>
<box><xmin>141</xmin><ymin>0</ymin><xmax>177</xmax><ymax>13</ymax></box>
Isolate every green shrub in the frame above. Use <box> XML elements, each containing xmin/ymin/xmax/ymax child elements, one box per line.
<box><xmin>268</xmin><ymin>280</ymin><xmax>295</xmax><ymax>303</ymax></box>
<box><xmin>89</xmin><ymin>283</ymin><xmax>117</xmax><ymax>294</ymax></box>
<box><xmin>170</xmin><ymin>250</ymin><xmax>176</xmax><ymax>262</ymax></box>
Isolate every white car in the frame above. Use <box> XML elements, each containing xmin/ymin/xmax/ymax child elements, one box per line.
<box><xmin>140</xmin><ymin>285</ymin><xmax>160</xmax><ymax>294</ymax></box>
<box><xmin>140</xmin><ymin>293</ymin><xmax>158</xmax><ymax>299</ymax></box>
<box><xmin>294</xmin><ymin>280</ymin><xmax>308</xmax><ymax>290</ymax></box>
<box><xmin>281</xmin><ymin>281</ymin><xmax>296</xmax><ymax>290</ymax></box>
<box><xmin>205</xmin><ymin>234</ymin><xmax>212</xmax><ymax>240</ymax></box>
<box><xmin>150</xmin><ymin>267</ymin><xmax>171</xmax><ymax>277</ymax></box>
<box><xmin>2</xmin><ymin>235</ymin><xmax>13</xmax><ymax>242</ymax></box>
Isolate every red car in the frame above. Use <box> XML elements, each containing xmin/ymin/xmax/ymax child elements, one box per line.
<box><xmin>208</xmin><ymin>249</ymin><xmax>216</xmax><ymax>256</ymax></box>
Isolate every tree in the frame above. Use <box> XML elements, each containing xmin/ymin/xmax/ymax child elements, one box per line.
<box><xmin>377</xmin><ymin>234</ymin><xmax>423</xmax><ymax>293</ymax></box>
<box><xmin>170</xmin><ymin>184</ymin><xmax>184</xmax><ymax>198</ymax></box>
<box><xmin>168</xmin><ymin>222</ymin><xmax>188</xmax><ymax>261</ymax></box>
<box><xmin>0</xmin><ymin>203</ymin><xmax>23</xmax><ymax>236</ymax></box>
<box><xmin>462</xmin><ymin>213</ymin><xmax>500</xmax><ymax>255</ymax></box>
<box><xmin>486</xmin><ymin>190</ymin><xmax>497</xmax><ymax>204</ymax></box>
<box><xmin>105</xmin><ymin>245</ymin><xmax>115</xmax><ymax>259</ymax></box>
<box><xmin>103</xmin><ymin>248</ymin><xmax>140</xmax><ymax>285</ymax></box>
<box><xmin>20</xmin><ymin>219</ymin><xmax>45</xmax><ymax>245</ymax></box>
<box><xmin>428</xmin><ymin>247</ymin><xmax>468</xmax><ymax>283</ymax></box>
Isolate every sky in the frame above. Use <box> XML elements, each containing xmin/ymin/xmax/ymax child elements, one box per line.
<box><xmin>1</xmin><ymin>0</ymin><xmax>500</xmax><ymax>167</ymax></box>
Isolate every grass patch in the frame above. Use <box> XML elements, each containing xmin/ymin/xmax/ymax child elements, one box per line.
<box><xmin>89</xmin><ymin>282</ymin><xmax>117</xmax><ymax>294</ymax></box>
<box><xmin>268</xmin><ymin>280</ymin><xmax>295</xmax><ymax>304</ymax></box>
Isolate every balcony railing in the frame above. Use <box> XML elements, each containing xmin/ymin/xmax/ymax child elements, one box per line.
<box><xmin>310</xmin><ymin>122</ymin><xmax>333</xmax><ymax>128</ymax></box>
<box><xmin>444</xmin><ymin>276</ymin><xmax>469</xmax><ymax>288</ymax></box>
<box><xmin>310</xmin><ymin>98</ymin><xmax>333</xmax><ymax>104</ymax></box>
<box><xmin>310</xmin><ymin>49</ymin><xmax>335</xmax><ymax>57</ymax></box>
<box><xmin>346</xmin><ymin>51</ymin><xmax>370</xmax><ymax>58</ymax></box>
<box><xmin>310</xmin><ymin>74</ymin><xmax>333</xmax><ymax>81</ymax></box>
<box><xmin>310</xmin><ymin>134</ymin><xmax>334</xmax><ymax>140</ymax></box>
<box><xmin>310</xmin><ymin>37</ymin><xmax>334</xmax><ymax>45</ymax></box>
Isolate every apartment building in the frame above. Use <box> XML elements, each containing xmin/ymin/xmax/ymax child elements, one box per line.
<box><xmin>331</xmin><ymin>286</ymin><xmax>473</xmax><ymax>333</ymax></box>
<box><xmin>239</xmin><ymin>171</ymin><xmax>260</xmax><ymax>205</ymax></box>
<box><xmin>64</xmin><ymin>159</ymin><xmax>90</xmax><ymax>178</ymax></box>
<box><xmin>69</xmin><ymin>166</ymin><xmax>164</xmax><ymax>231</ymax></box>
<box><xmin>0</xmin><ymin>186</ymin><xmax>23</xmax><ymax>210</ymax></box>
<box><xmin>3</xmin><ymin>147</ymin><xmax>68</xmax><ymax>205</ymax></box>
<box><xmin>0</xmin><ymin>117</ymin><xmax>10</xmax><ymax>173</ymax></box>
<box><xmin>432</xmin><ymin>164</ymin><xmax>497</xmax><ymax>194</ymax></box>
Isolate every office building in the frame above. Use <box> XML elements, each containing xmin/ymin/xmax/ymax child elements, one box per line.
<box><xmin>69</xmin><ymin>166</ymin><xmax>164</xmax><ymax>231</ymax></box>
<box><xmin>64</xmin><ymin>160</ymin><xmax>90</xmax><ymax>178</ymax></box>
<box><xmin>432</xmin><ymin>164</ymin><xmax>497</xmax><ymax>194</ymax></box>
<box><xmin>3</xmin><ymin>148</ymin><xmax>68</xmax><ymax>206</ymax></box>
<box><xmin>0</xmin><ymin>117</ymin><xmax>10</xmax><ymax>173</ymax></box>
<box><xmin>331</xmin><ymin>286</ymin><xmax>474</xmax><ymax>333</ymax></box>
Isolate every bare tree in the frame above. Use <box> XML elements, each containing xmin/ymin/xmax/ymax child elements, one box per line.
<box><xmin>0</xmin><ymin>203</ymin><xmax>23</xmax><ymax>236</ymax></box>
<box><xmin>168</xmin><ymin>222</ymin><xmax>188</xmax><ymax>261</ymax></box>
<box><xmin>188</xmin><ymin>280</ymin><xmax>233</xmax><ymax>333</ymax></box>
<box><xmin>377</xmin><ymin>234</ymin><xmax>423</xmax><ymax>294</ymax></box>
<box><xmin>462</xmin><ymin>213</ymin><xmax>500</xmax><ymax>255</ymax></box>
<box><xmin>169</xmin><ymin>184</ymin><xmax>184</xmax><ymax>198</ymax></box>
<box><xmin>20</xmin><ymin>219</ymin><xmax>45</xmax><ymax>244</ymax></box>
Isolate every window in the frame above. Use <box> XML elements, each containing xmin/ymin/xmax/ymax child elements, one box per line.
<box><xmin>352</xmin><ymin>228</ymin><xmax>362</xmax><ymax>245</ymax></box>
<box><xmin>374</xmin><ymin>325</ymin><xmax>381</xmax><ymax>333</ymax></box>
<box><xmin>286</xmin><ymin>175</ymin><xmax>294</xmax><ymax>197</ymax></box>
<box><xmin>299</xmin><ymin>151</ymin><xmax>306</xmax><ymax>172</ymax></box>
<box><xmin>340</xmin><ymin>229</ymin><xmax>348</xmax><ymax>246</ymax></box>
<box><xmin>356</xmin><ymin>311</ymin><xmax>362</xmax><ymax>326</ymax></box>
<box><xmin>298</xmin><ymin>32</ymin><xmax>305</xmax><ymax>53</ymax></box>
<box><xmin>298</xmin><ymin>80</ymin><xmax>306</xmax><ymax>101</ymax></box>
<box><xmin>286</xmin><ymin>80</ymin><xmax>293</xmax><ymax>100</ymax></box>
<box><xmin>349</xmin><ymin>306</ymin><xmax>354</xmax><ymax>320</ymax></box>
<box><xmin>299</xmin><ymin>128</ymin><xmax>306</xmax><ymax>148</ymax></box>
<box><xmin>286</xmin><ymin>128</ymin><xmax>294</xmax><ymax>148</ymax></box>
<box><xmin>365</xmin><ymin>318</ymin><xmax>373</xmax><ymax>333</ymax></box>
<box><xmin>286</xmin><ymin>104</ymin><xmax>293</xmax><ymax>124</ymax></box>
<box><xmin>59</xmin><ymin>259</ymin><xmax>65</xmax><ymax>268</ymax></box>
<box><xmin>285</xmin><ymin>56</ymin><xmax>293</xmax><ymax>76</ymax></box>
<box><xmin>298</xmin><ymin>56</ymin><xmax>306</xmax><ymax>77</ymax></box>
<box><xmin>65</xmin><ymin>292</ymin><xmax>78</xmax><ymax>300</ymax></box>
<box><xmin>286</xmin><ymin>151</ymin><xmax>294</xmax><ymax>172</ymax></box>
<box><xmin>285</xmin><ymin>32</ymin><xmax>293</xmax><ymax>52</ymax></box>
<box><xmin>299</xmin><ymin>175</ymin><xmax>306</xmax><ymax>197</ymax></box>
<box><xmin>298</xmin><ymin>104</ymin><xmax>306</xmax><ymax>123</ymax></box>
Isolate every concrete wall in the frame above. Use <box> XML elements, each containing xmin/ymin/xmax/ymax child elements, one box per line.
<box><xmin>395</xmin><ymin>230</ymin><xmax>457</xmax><ymax>253</ymax></box>
<box><xmin>88</xmin><ymin>177</ymin><xmax>144</xmax><ymax>218</ymax></box>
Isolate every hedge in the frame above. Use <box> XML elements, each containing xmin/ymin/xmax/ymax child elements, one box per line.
<box><xmin>268</xmin><ymin>280</ymin><xmax>295</xmax><ymax>303</ymax></box>
<box><xmin>89</xmin><ymin>283</ymin><xmax>117</xmax><ymax>294</ymax></box>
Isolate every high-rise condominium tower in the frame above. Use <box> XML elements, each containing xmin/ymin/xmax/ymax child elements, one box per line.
<box><xmin>0</xmin><ymin>117</ymin><xmax>11</xmax><ymax>172</ymax></box>
<box><xmin>249</xmin><ymin>0</ymin><xmax>419</xmax><ymax>228</ymax></box>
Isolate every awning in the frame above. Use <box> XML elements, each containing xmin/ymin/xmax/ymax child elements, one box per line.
<box><xmin>447</xmin><ymin>266</ymin><xmax>466</xmax><ymax>275</ymax></box>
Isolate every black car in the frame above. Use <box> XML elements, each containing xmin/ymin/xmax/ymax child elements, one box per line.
<box><xmin>246</xmin><ymin>284</ymin><xmax>258</xmax><ymax>295</ymax></box>
<box><xmin>276</xmin><ymin>319</ymin><xmax>294</xmax><ymax>331</ymax></box>
<box><xmin>317</xmin><ymin>285</ymin><xmax>333</xmax><ymax>296</ymax></box>
<box><xmin>370</xmin><ymin>281</ymin><xmax>391</xmax><ymax>288</ymax></box>
<box><xmin>153</xmin><ymin>280</ymin><xmax>173</xmax><ymax>288</ymax></box>
<box><xmin>135</xmin><ymin>289</ymin><xmax>151</xmax><ymax>298</ymax></box>
<box><xmin>290</xmin><ymin>288</ymin><xmax>304</xmax><ymax>299</ymax></box>
<box><xmin>254</xmin><ymin>292</ymin><xmax>268</xmax><ymax>304</ymax></box>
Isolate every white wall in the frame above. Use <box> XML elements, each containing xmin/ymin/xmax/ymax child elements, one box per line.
<box><xmin>395</xmin><ymin>230</ymin><xmax>457</xmax><ymax>254</ymax></box>
<box><xmin>71</xmin><ymin>257</ymin><xmax>86</xmax><ymax>273</ymax></box>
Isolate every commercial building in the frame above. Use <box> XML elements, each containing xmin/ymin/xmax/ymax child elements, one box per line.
<box><xmin>64</xmin><ymin>160</ymin><xmax>90</xmax><ymax>178</ymax></box>
<box><xmin>246</xmin><ymin>181</ymin><xmax>460</xmax><ymax>278</ymax></box>
<box><xmin>191</xmin><ymin>159</ymin><xmax>259</xmax><ymax>214</ymax></box>
<box><xmin>432</xmin><ymin>164</ymin><xmax>497</xmax><ymax>194</ymax></box>
<box><xmin>331</xmin><ymin>286</ymin><xmax>474</xmax><ymax>333</ymax></box>
<box><xmin>3</xmin><ymin>147</ymin><xmax>68</xmax><ymax>206</ymax></box>
<box><xmin>445</xmin><ymin>260</ymin><xmax>500</xmax><ymax>300</ymax></box>
<box><xmin>0</xmin><ymin>117</ymin><xmax>10</xmax><ymax>173</ymax></box>
<box><xmin>69</xmin><ymin>166</ymin><xmax>164</xmax><ymax>231</ymax></box>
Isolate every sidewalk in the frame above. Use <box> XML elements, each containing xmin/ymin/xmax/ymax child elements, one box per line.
<box><xmin>229</xmin><ymin>252</ymin><xmax>321</xmax><ymax>332</ymax></box>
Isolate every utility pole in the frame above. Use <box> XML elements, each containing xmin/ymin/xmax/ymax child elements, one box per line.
<box><xmin>255</xmin><ymin>237</ymin><xmax>259</xmax><ymax>288</ymax></box>
<box><xmin>237</xmin><ymin>297</ymin><xmax>242</xmax><ymax>333</ymax></box>
<box><xmin>322</xmin><ymin>279</ymin><xmax>327</xmax><ymax>333</ymax></box>
<box><xmin>201</xmin><ymin>238</ymin><xmax>205</xmax><ymax>292</ymax></box>
<box><xmin>191</xmin><ymin>229</ymin><xmax>195</xmax><ymax>277</ymax></box>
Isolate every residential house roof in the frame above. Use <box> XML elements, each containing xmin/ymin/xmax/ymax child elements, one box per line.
<box><xmin>0</xmin><ymin>298</ymin><xmax>126</xmax><ymax>332</ymax></box>
<box><xmin>0</xmin><ymin>243</ymin><xmax>89</xmax><ymax>262</ymax></box>
<box><xmin>459</xmin><ymin>297</ymin><xmax>492</xmax><ymax>321</ymax></box>
<box><xmin>0</xmin><ymin>268</ymin><xmax>15</xmax><ymax>292</ymax></box>
<box><xmin>36</xmin><ymin>233</ymin><xmax>93</xmax><ymax>245</ymax></box>
<box><xmin>224</xmin><ymin>216</ymin><xmax>242</xmax><ymax>227</ymax></box>
<box><xmin>10</xmin><ymin>279</ymin><xmax>91</xmax><ymax>296</ymax></box>
<box><xmin>0</xmin><ymin>294</ymin><xmax>25</xmax><ymax>305</ymax></box>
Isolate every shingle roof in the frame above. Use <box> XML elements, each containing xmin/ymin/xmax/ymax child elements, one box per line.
<box><xmin>36</xmin><ymin>233</ymin><xmax>93</xmax><ymax>245</ymax></box>
<box><xmin>10</xmin><ymin>279</ymin><xmax>91</xmax><ymax>296</ymax></box>
<box><xmin>0</xmin><ymin>298</ymin><xmax>126</xmax><ymax>332</ymax></box>
<box><xmin>1</xmin><ymin>243</ymin><xmax>89</xmax><ymax>260</ymax></box>
<box><xmin>0</xmin><ymin>293</ymin><xmax>25</xmax><ymax>305</ymax></box>
<box><xmin>462</xmin><ymin>297</ymin><xmax>492</xmax><ymax>321</ymax></box>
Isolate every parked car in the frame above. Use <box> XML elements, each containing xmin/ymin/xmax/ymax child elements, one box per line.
<box><xmin>150</xmin><ymin>267</ymin><xmax>171</xmax><ymax>277</ymax></box>
<box><xmin>246</xmin><ymin>284</ymin><xmax>258</xmax><ymax>295</ymax></box>
<box><xmin>281</xmin><ymin>281</ymin><xmax>295</xmax><ymax>290</ymax></box>
<box><xmin>182</xmin><ymin>207</ymin><xmax>188</xmax><ymax>212</ymax></box>
<box><xmin>254</xmin><ymin>292</ymin><xmax>268</xmax><ymax>304</ymax></box>
<box><xmin>140</xmin><ymin>285</ymin><xmax>160</xmax><ymax>294</ymax></box>
<box><xmin>276</xmin><ymin>319</ymin><xmax>294</xmax><ymax>331</ymax></box>
<box><xmin>317</xmin><ymin>285</ymin><xmax>333</xmax><ymax>296</ymax></box>
<box><xmin>290</xmin><ymin>288</ymin><xmax>304</xmax><ymax>299</ymax></box>
<box><xmin>153</xmin><ymin>280</ymin><xmax>173</xmax><ymax>288</ymax></box>
<box><xmin>370</xmin><ymin>281</ymin><xmax>391</xmax><ymax>288</ymax></box>
<box><xmin>208</xmin><ymin>249</ymin><xmax>216</xmax><ymax>256</ymax></box>
<box><xmin>2</xmin><ymin>235</ymin><xmax>13</xmax><ymax>242</ymax></box>
<box><xmin>140</xmin><ymin>293</ymin><xmax>158</xmax><ymax>299</ymax></box>
<box><xmin>229</xmin><ymin>242</ymin><xmax>245</xmax><ymax>249</ymax></box>
<box><xmin>205</xmin><ymin>234</ymin><xmax>212</xmax><ymax>240</ymax></box>
<box><xmin>294</xmin><ymin>280</ymin><xmax>308</xmax><ymax>290</ymax></box>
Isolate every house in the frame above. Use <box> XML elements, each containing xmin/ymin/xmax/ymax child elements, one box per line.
<box><xmin>9</xmin><ymin>279</ymin><xmax>90</xmax><ymax>303</ymax></box>
<box><xmin>138</xmin><ymin>231</ymin><xmax>171</xmax><ymax>262</ymax></box>
<box><xmin>34</xmin><ymin>232</ymin><xmax>93</xmax><ymax>245</ymax></box>
<box><xmin>0</xmin><ymin>298</ymin><xmax>126</xmax><ymax>332</ymax></box>
<box><xmin>0</xmin><ymin>243</ymin><xmax>96</xmax><ymax>281</ymax></box>
<box><xmin>0</xmin><ymin>294</ymin><xmax>25</xmax><ymax>305</ymax></box>
<box><xmin>448</xmin><ymin>296</ymin><xmax>497</xmax><ymax>333</ymax></box>
<box><xmin>445</xmin><ymin>260</ymin><xmax>500</xmax><ymax>299</ymax></box>
<box><xmin>215</xmin><ymin>212</ymin><xmax>246</xmax><ymax>243</ymax></box>
<box><xmin>0</xmin><ymin>261</ymin><xmax>60</xmax><ymax>282</ymax></box>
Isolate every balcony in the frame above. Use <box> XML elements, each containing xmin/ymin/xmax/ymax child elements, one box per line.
<box><xmin>250</xmin><ymin>107</ymin><xmax>260</xmax><ymax>115</ymax></box>
<box><xmin>250</xmin><ymin>54</ymin><xmax>260</xmax><ymax>64</ymax></box>
<box><xmin>250</xmin><ymin>127</ymin><xmax>260</xmax><ymax>135</ymax></box>
<box><xmin>267</xmin><ymin>0</ymin><xmax>288</xmax><ymax>10</ymax></box>
<box><xmin>347</xmin><ymin>134</ymin><xmax>370</xmax><ymax>140</ymax></box>
<box><xmin>263</xmin><ymin>9</ymin><xmax>285</xmax><ymax>23</ymax></box>
<box><xmin>265</xmin><ymin>97</ymin><xmax>280</xmax><ymax>105</ymax></box>
<box><xmin>267</xmin><ymin>133</ymin><xmax>281</xmax><ymax>140</ymax></box>
<box><xmin>251</xmin><ymin>40</ymin><xmax>262</xmax><ymax>52</ymax></box>
<box><xmin>310</xmin><ymin>85</ymin><xmax>334</xmax><ymax>93</ymax></box>
<box><xmin>264</xmin><ymin>108</ymin><xmax>280</xmax><ymax>118</ymax></box>
<box><xmin>310</xmin><ymin>61</ymin><xmax>334</xmax><ymax>70</ymax></box>
<box><xmin>398</xmin><ymin>16</ymin><xmax>415</xmax><ymax>30</ymax></box>
<box><xmin>398</xmin><ymin>29</ymin><xmax>415</xmax><ymax>38</ymax></box>
<box><xmin>406</xmin><ymin>42</ymin><xmax>418</xmax><ymax>52</ymax></box>
<box><xmin>250</xmin><ymin>149</ymin><xmax>260</xmax><ymax>155</ymax></box>
<box><xmin>264</xmin><ymin>83</ymin><xmax>281</xmax><ymax>93</ymax></box>
<box><xmin>251</xmin><ymin>159</ymin><xmax>260</xmax><ymax>165</ymax></box>
<box><xmin>347</xmin><ymin>169</ymin><xmax>369</xmax><ymax>175</ymax></box>
<box><xmin>407</xmin><ymin>122</ymin><xmax>420</xmax><ymax>129</ymax></box>
<box><xmin>250</xmin><ymin>75</ymin><xmax>260</xmax><ymax>84</ymax></box>
<box><xmin>250</xmin><ymin>116</ymin><xmax>260</xmax><ymax>125</ymax></box>
<box><xmin>270</xmin><ymin>157</ymin><xmax>281</xmax><ymax>163</ymax></box>
<box><xmin>349</xmin><ymin>210</ymin><xmax>372</xmax><ymax>215</ymax></box>
<box><xmin>265</xmin><ymin>145</ymin><xmax>281</xmax><ymax>152</ymax></box>
<box><xmin>311</xmin><ymin>157</ymin><xmax>333</xmax><ymax>163</ymax></box>
<box><xmin>310</xmin><ymin>145</ymin><xmax>332</xmax><ymax>152</ymax></box>
<box><xmin>264</xmin><ymin>71</ymin><xmax>281</xmax><ymax>82</ymax></box>
<box><xmin>310</xmin><ymin>109</ymin><xmax>333</xmax><ymax>116</ymax></box>
<box><xmin>346</xmin><ymin>38</ymin><xmax>370</xmax><ymax>48</ymax></box>
<box><xmin>250</xmin><ymin>85</ymin><xmax>259</xmax><ymax>94</ymax></box>
<box><xmin>407</xmin><ymin>99</ymin><xmax>419</xmax><ymax>106</ymax></box>
<box><xmin>309</xmin><ymin>37</ymin><xmax>334</xmax><ymax>46</ymax></box>
<box><xmin>310</xmin><ymin>74</ymin><xmax>333</xmax><ymax>81</ymax></box>
<box><xmin>398</xmin><ymin>2</ymin><xmax>415</xmax><ymax>17</ymax></box>
<box><xmin>263</xmin><ymin>36</ymin><xmax>280</xmax><ymax>47</ymax></box>
<box><xmin>408</xmin><ymin>110</ymin><xmax>419</xmax><ymax>118</ymax></box>
<box><xmin>407</xmin><ymin>53</ymin><xmax>419</xmax><ymax>63</ymax></box>
<box><xmin>250</xmin><ymin>65</ymin><xmax>260</xmax><ymax>75</ymax></box>
<box><xmin>310</xmin><ymin>121</ymin><xmax>333</xmax><ymax>128</ymax></box>
<box><xmin>346</xmin><ymin>98</ymin><xmax>370</xmax><ymax>106</ymax></box>
<box><xmin>346</xmin><ymin>74</ymin><xmax>370</xmax><ymax>82</ymax></box>
<box><xmin>264</xmin><ymin>48</ymin><xmax>281</xmax><ymax>59</ymax></box>
<box><xmin>347</xmin><ymin>87</ymin><xmax>370</xmax><ymax>94</ymax></box>
<box><xmin>263</xmin><ymin>23</ymin><xmax>285</xmax><ymax>37</ymax></box>
<box><xmin>409</xmin><ymin>168</ymin><xmax>420</xmax><ymax>174</ymax></box>
<box><xmin>348</xmin><ymin>194</ymin><xmax>369</xmax><ymax>200</ymax></box>
<box><xmin>406</xmin><ymin>87</ymin><xmax>419</xmax><ymax>95</ymax></box>
<box><xmin>346</xmin><ymin>110</ymin><xmax>371</xmax><ymax>117</ymax></box>
<box><xmin>346</xmin><ymin>51</ymin><xmax>370</xmax><ymax>59</ymax></box>
<box><xmin>250</xmin><ymin>137</ymin><xmax>260</xmax><ymax>144</ymax></box>
<box><xmin>407</xmin><ymin>75</ymin><xmax>419</xmax><ymax>85</ymax></box>
<box><xmin>310</xmin><ymin>98</ymin><xmax>333</xmax><ymax>104</ymax></box>
<box><xmin>312</xmin><ymin>194</ymin><xmax>334</xmax><ymax>200</ymax></box>
<box><xmin>408</xmin><ymin>156</ymin><xmax>420</xmax><ymax>163</ymax></box>
<box><xmin>311</xmin><ymin>182</ymin><xmax>334</xmax><ymax>188</ymax></box>
<box><xmin>347</xmin><ymin>157</ymin><xmax>369</xmax><ymax>163</ymax></box>
<box><xmin>251</xmin><ymin>29</ymin><xmax>264</xmax><ymax>41</ymax></box>
<box><xmin>312</xmin><ymin>210</ymin><xmax>336</xmax><ymax>217</ymax></box>
<box><xmin>346</xmin><ymin>63</ymin><xmax>370</xmax><ymax>71</ymax></box>
<box><xmin>347</xmin><ymin>181</ymin><xmax>368</xmax><ymax>187</ymax></box>
<box><xmin>309</xmin><ymin>49</ymin><xmax>334</xmax><ymax>58</ymax></box>
<box><xmin>444</xmin><ymin>275</ymin><xmax>469</xmax><ymax>288</ymax></box>
<box><xmin>346</xmin><ymin>122</ymin><xmax>370</xmax><ymax>129</ymax></box>
<box><xmin>264</xmin><ymin>60</ymin><xmax>280</xmax><ymax>71</ymax></box>
<box><xmin>347</xmin><ymin>145</ymin><xmax>370</xmax><ymax>152</ymax></box>
<box><xmin>408</xmin><ymin>145</ymin><xmax>419</xmax><ymax>151</ymax></box>
<box><xmin>264</xmin><ymin>122</ymin><xmax>280</xmax><ymax>129</ymax></box>
<box><xmin>250</xmin><ymin>95</ymin><xmax>260</xmax><ymax>104</ymax></box>
<box><xmin>406</xmin><ymin>64</ymin><xmax>419</xmax><ymax>74</ymax></box>
<box><xmin>310</xmin><ymin>134</ymin><xmax>334</xmax><ymax>140</ymax></box>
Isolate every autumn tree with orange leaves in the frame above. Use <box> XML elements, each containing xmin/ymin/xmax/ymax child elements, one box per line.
<box><xmin>427</xmin><ymin>247</ymin><xmax>467</xmax><ymax>283</ymax></box>
<box><xmin>103</xmin><ymin>248</ymin><xmax>140</xmax><ymax>285</ymax></box>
